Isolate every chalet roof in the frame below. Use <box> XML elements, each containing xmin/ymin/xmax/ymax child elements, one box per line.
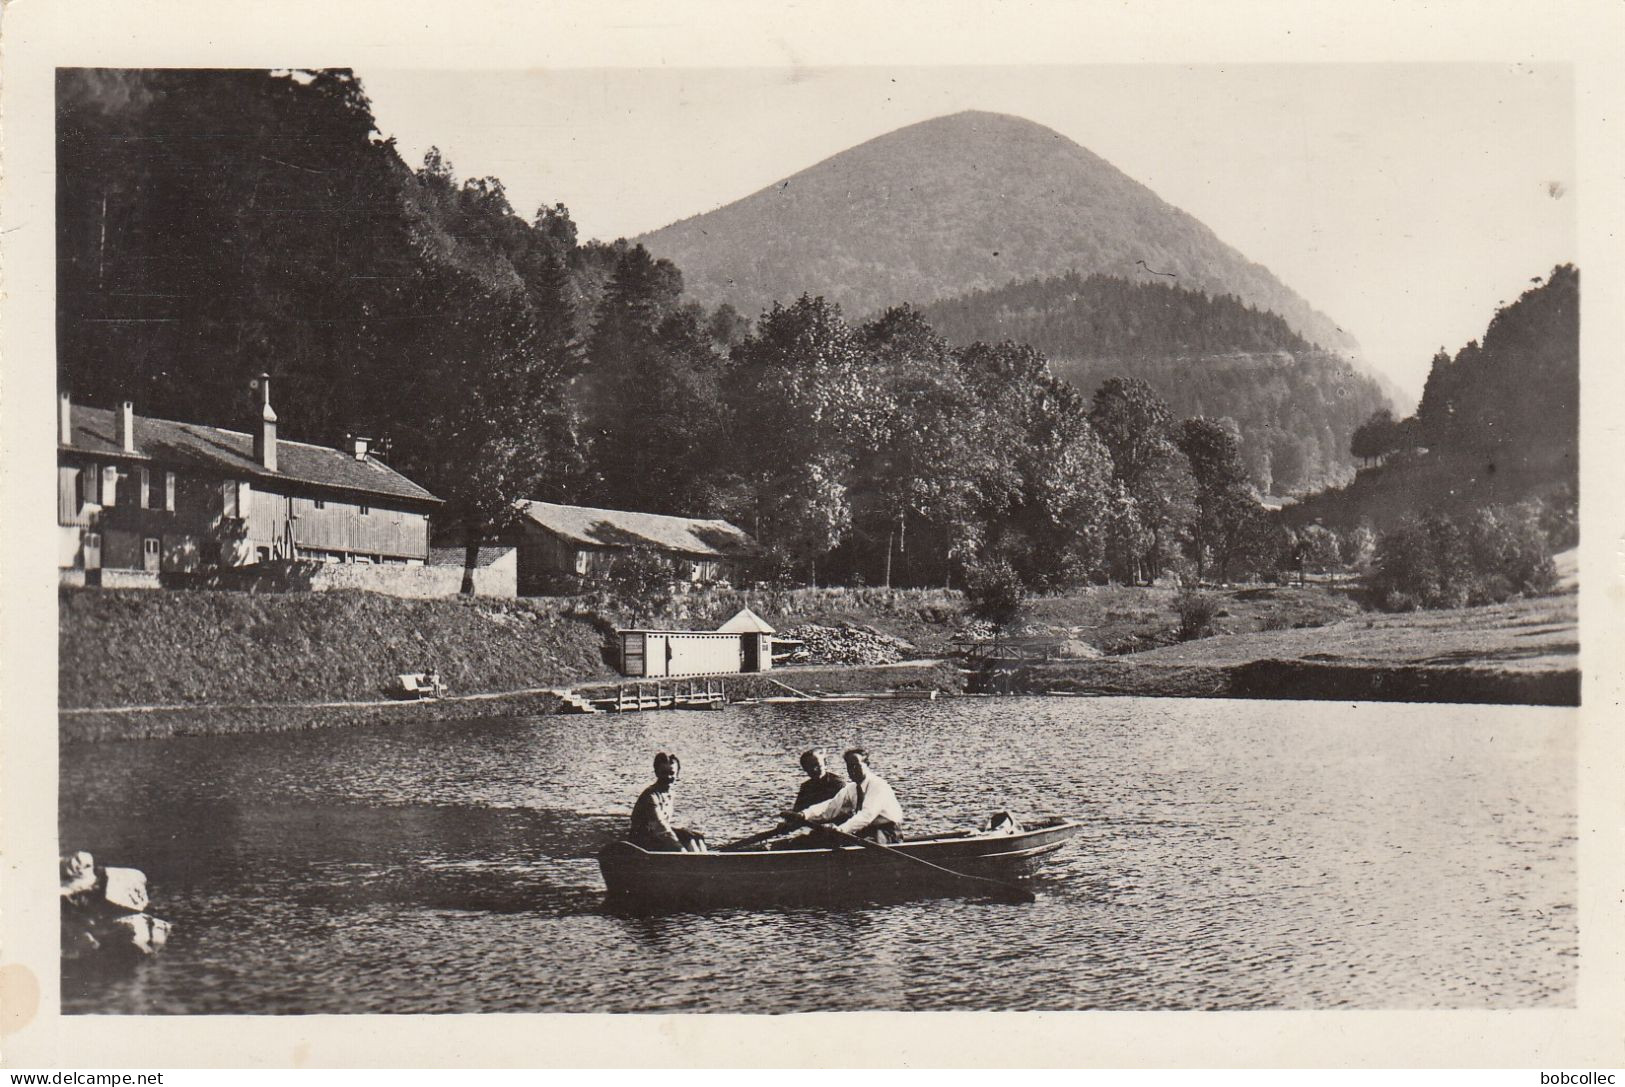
<box><xmin>426</xmin><ymin>546</ymin><xmax>515</xmax><ymax>569</ymax></box>
<box><xmin>715</xmin><ymin>607</ymin><xmax>775</xmax><ymax>634</ymax></box>
<box><xmin>61</xmin><ymin>404</ymin><xmax>441</xmax><ymax>505</ymax></box>
<box><xmin>515</xmin><ymin>500</ymin><xmax>758</xmax><ymax>559</ymax></box>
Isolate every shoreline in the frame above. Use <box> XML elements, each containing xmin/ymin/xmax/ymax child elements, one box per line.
<box><xmin>58</xmin><ymin>654</ymin><xmax>1576</xmax><ymax>744</ymax></box>
<box><xmin>1005</xmin><ymin>658</ymin><xmax>1578</xmax><ymax>707</ymax></box>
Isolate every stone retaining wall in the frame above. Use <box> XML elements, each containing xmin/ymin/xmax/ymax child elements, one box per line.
<box><xmin>180</xmin><ymin>556</ymin><xmax>516</xmax><ymax>599</ymax></box>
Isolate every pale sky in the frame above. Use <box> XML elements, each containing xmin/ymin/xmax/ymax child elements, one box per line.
<box><xmin>362</xmin><ymin>65</ymin><xmax>1576</xmax><ymax>407</ymax></box>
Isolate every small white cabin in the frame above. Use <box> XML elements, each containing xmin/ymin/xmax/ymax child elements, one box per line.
<box><xmin>617</xmin><ymin>608</ymin><xmax>775</xmax><ymax>677</ymax></box>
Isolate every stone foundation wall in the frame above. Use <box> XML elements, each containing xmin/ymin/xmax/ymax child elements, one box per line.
<box><xmin>183</xmin><ymin>557</ymin><xmax>515</xmax><ymax>599</ymax></box>
<box><xmin>99</xmin><ymin>569</ymin><xmax>162</xmax><ymax>590</ymax></box>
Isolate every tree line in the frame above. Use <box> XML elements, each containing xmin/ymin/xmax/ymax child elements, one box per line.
<box><xmin>1346</xmin><ymin>265</ymin><xmax>1578</xmax><ymax>486</ymax></box>
<box><xmin>58</xmin><ymin>68</ymin><xmax>1314</xmax><ymax>594</ymax></box>
<box><xmin>919</xmin><ymin>271</ymin><xmax>1393</xmax><ymax>495</ymax></box>
<box><xmin>1290</xmin><ymin>265</ymin><xmax>1580</xmax><ymax>611</ymax></box>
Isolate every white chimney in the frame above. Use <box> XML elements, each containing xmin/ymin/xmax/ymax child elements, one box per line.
<box><xmin>59</xmin><ymin>391</ymin><xmax>72</xmax><ymax>445</ymax></box>
<box><xmin>118</xmin><ymin>400</ymin><xmax>136</xmax><ymax>453</ymax></box>
<box><xmin>344</xmin><ymin>434</ymin><xmax>370</xmax><ymax>461</ymax></box>
<box><xmin>253</xmin><ymin>372</ymin><xmax>278</xmax><ymax>472</ymax></box>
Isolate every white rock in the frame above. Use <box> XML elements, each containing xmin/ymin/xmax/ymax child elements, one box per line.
<box><xmin>101</xmin><ymin>867</ymin><xmax>150</xmax><ymax>913</ymax></box>
<box><xmin>105</xmin><ymin>913</ymin><xmax>170</xmax><ymax>956</ymax></box>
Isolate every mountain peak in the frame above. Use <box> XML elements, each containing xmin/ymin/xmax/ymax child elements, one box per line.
<box><xmin>635</xmin><ymin>113</ymin><xmax>1356</xmax><ymax>354</ymax></box>
<box><xmin>903</xmin><ymin>109</ymin><xmax>1063</xmax><ymax>133</ymax></box>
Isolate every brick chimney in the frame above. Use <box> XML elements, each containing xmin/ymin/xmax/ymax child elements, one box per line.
<box><xmin>344</xmin><ymin>434</ymin><xmax>370</xmax><ymax>461</ymax></box>
<box><xmin>253</xmin><ymin>372</ymin><xmax>278</xmax><ymax>472</ymax></box>
<box><xmin>59</xmin><ymin>391</ymin><xmax>72</xmax><ymax>445</ymax></box>
<box><xmin>118</xmin><ymin>400</ymin><xmax>136</xmax><ymax>453</ymax></box>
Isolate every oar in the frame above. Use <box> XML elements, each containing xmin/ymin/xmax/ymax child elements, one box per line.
<box><xmin>820</xmin><ymin>823</ymin><xmax>1038</xmax><ymax>903</ymax></box>
<box><xmin>717</xmin><ymin>822</ymin><xmax>795</xmax><ymax>852</ymax></box>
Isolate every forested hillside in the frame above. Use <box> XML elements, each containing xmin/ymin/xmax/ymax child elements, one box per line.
<box><xmin>635</xmin><ymin>111</ymin><xmax>1358</xmax><ymax>355</ymax></box>
<box><xmin>921</xmin><ymin>273</ymin><xmax>1391</xmax><ymax>494</ymax></box>
<box><xmin>1286</xmin><ymin>266</ymin><xmax>1578</xmax><ymax>534</ymax></box>
<box><xmin>57</xmin><ymin>69</ymin><xmax>709</xmax><ymax>546</ymax></box>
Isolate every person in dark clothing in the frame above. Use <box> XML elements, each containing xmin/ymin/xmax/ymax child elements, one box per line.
<box><xmin>793</xmin><ymin>748</ymin><xmax>846</xmax><ymax>810</ymax></box>
<box><xmin>787</xmin><ymin>747</ymin><xmax>905</xmax><ymax>845</ymax></box>
<box><xmin>768</xmin><ymin>749</ymin><xmax>847</xmax><ymax>850</ymax></box>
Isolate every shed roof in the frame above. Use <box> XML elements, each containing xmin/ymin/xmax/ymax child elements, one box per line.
<box><xmin>426</xmin><ymin>546</ymin><xmax>516</xmax><ymax>569</ymax></box>
<box><xmin>715</xmin><ymin>607</ymin><xmax>775</xmax><ymax>634</ymax></box>
<box><xmin>516</xmin><ymin>500</ymin><xmax>758</xmax><ymax>559</ymax></box>
<box><xmin>60</xmin><ymin>404</ymin><xmax>440</xmax><ymax>505</ymax></box>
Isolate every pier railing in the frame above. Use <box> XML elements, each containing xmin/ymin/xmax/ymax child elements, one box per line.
<box><xmin>607</xmin><ymin>677</ymin><xmax>727</xmax><ymax>713</ymax></box>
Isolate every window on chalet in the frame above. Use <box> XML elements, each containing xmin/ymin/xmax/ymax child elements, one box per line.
<box><xmin>100</xmin><ymin>466</ymin><xmax>120</xmax><ymax>507</ymax></box>
<box><xmin>164</xmin><ymin>472</ymin><xmax>176</xmax><ymax>512</ymax></box>
<box><xmin>222</xmin><ymin>480</ymin><xmax>253</xmax><ymax>518</ymax></box>
<box><xmin>313</xmin><ymin>498</ymin><xmax>326</xmax><ymax>510</ymax></box>
<box><xmin>359</xmin><ymin>503</ymin><xmax>370</xmax><ymax>515</ymax></box>
<box><xmin>139</xmin><ymin>467</ymin><xmax>151</xmax><ymax>509</ymax></box>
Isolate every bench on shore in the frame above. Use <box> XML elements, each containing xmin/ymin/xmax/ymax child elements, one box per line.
<box><xmin>392</xmin><ymin>672</ymin><xmax>447</xmax><ymax>700</ymax></box>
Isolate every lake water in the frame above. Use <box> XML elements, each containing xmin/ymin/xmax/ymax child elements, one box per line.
<box><xmin>59</xmin><ymin>696</ymin><xmax>1576</xmax><ymax>1013</ymax></box>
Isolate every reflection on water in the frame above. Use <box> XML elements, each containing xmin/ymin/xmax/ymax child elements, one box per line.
<box><xmin>59</xmin><ymin>697</ymin><xmax>1576</xmax><ymax>1013</ymax></box>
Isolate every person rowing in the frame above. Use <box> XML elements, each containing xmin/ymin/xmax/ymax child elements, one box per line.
<box><xmin>793</xmin><ymin>748</ymin><xmax>846</xmax><ymax>810</ymax></box>
<box><xmin>629</xmin><ymin>751</ymin><xmax>707</xmax><ymax>853</ymax></box>
<box><xmin>781</xmin><ymin>747</ymin><xmax>904</xmax><ymax>845</ymax></box>
<box><xmin>760</xmin><ymin>748</ymin><xmax>848</xmax><ymax>850</ymax></box>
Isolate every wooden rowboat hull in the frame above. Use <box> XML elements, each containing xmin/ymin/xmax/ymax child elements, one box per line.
<box><xmin>598</xmin><ymin>819</ymin><xmax>1083</xmax><ymax>907</ymax></box>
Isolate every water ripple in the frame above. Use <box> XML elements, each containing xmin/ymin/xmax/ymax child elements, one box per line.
<box><xmin>61</xmin><ymin>697</ymin><xmax>1576</xmax><ymax>1013</ymax></box>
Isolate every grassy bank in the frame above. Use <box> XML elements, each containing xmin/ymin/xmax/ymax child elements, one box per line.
<box><xmin>58</xmin><ymin>586</ymin><xmax>986</xmax><ymax>715</ymax></box>
<box><xmin>1007</xmin><ymin>592</ymin><xmax>1578</xmax><ymax>705</ymax></box>
<box><xmin>59</xmin><ymin>575</ymin><xmax>1577</xmax><ymax>741</ymax></box>
<box><xmin>58</xmin><ymin>663</ymin><xmax>965</xmax><ymax>743</ymax></box>
<box><xmin>59</xmin><ymin>588</ymin><xmax>613</xmax><ymax>709</ymax></box>
<box><xmin>60</xmin><ymin>582</ymin><xmax>1358</xmax><ymax>711</ymax></box>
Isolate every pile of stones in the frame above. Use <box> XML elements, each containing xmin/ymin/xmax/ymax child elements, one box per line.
<box><xmin>61</xmin><ymin>851</ymin><xmax>172</xmax><ymax>961</ymax></box>
<box><xmin>779</xmin><ymin>622</ymin><xmax>916</xmax><ymax>666</ymax></box>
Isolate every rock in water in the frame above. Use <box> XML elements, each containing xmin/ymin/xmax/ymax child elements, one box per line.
<box><xmin>59</xmin><ymin>851</ymin><xmax>172</xmax><ymax>961</ymax></box>
<box><xmin>102</xmin><ymin>867</ymin><xmax>150</xmax><ymax>913</ymax></box>
<box><xmin>105</xmin><ymin>914</ymin><xmax>171</xmax><ymax>956</ymax></box>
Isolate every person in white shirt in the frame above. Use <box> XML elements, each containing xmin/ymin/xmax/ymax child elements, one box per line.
<box><xmin>782</xmin><ymin>747</ymin><xmax>904</xmax><ymax>844</ymax></box>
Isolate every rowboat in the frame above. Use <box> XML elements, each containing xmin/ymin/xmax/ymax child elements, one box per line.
<box><xmin>598</xmin><ymin>817</ymin><xmax>1083</xmax><ymax>907</ymax></box>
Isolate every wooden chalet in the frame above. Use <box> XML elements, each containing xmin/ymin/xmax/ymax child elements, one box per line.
<box><xmin>505</xmin><ymin>500</ymin><xmax>759</xmax><ymax>595</ymax></box>
<box><xmin>57</xmin><ymin>377</ymin><xmax>442</xmax><ymax>586</ymax></box>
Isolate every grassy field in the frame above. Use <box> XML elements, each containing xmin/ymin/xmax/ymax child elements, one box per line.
<box><xmin>1119</xmin><ymin>592</ymin><xmax>1576</xmax><ymax>671</ymax></box>
<box><xmin>1015</xmin><ymin>583</ymin><xmax>1578</xmax><ymax>705</ymax></box>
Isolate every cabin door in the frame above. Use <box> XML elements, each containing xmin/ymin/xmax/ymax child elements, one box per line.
<box><xmin>621</xmin><ymin>633</ymin><xmax>646</xmax><ymax>677</ymax></box>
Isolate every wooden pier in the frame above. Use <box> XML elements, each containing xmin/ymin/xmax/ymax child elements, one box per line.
<box><xmin>555</xmin><ymin>678</ymin><xmax>728</xmax><ymax>714</ymax></box>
